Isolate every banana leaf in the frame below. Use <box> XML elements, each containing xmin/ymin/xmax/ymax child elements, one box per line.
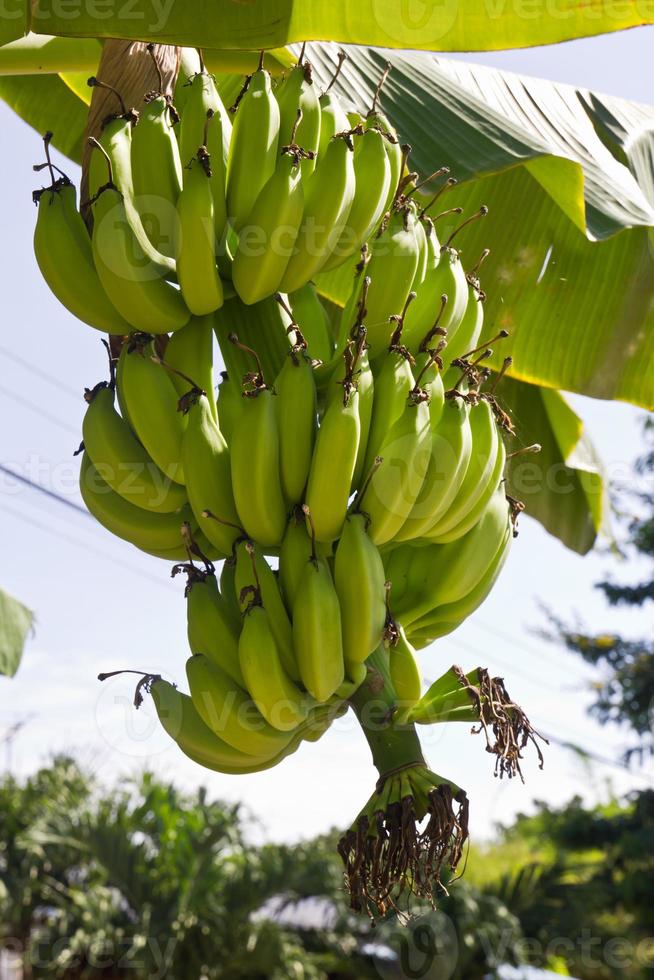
<box><xmin>0</xmin><ymin>42</ymin><xmax>644</xmax><ymax>551</ymax></box>
<box><xmin>499</xmin><ymin>378</ymin><xmax>608</xmax><ymax>554</ymax></box>
<box><xmin>305</xmin><ymin>44</ymin><xmax>654</xmax><ymax>410</ymax></box>
<box><xmin>0</xmin><ymin>588</ymin><xmax>33</xmax><ymax>678</ymax></box>
<box><xmin>18</xmin><ymin>0</ymin><xmax>654</xmax><ymax>54</ymax></box>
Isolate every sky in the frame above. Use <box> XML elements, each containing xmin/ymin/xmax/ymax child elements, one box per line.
<box><xmin>1</xmin><ymin>28</ymin><xmax>653</xmax><ymax>847</ymax></box>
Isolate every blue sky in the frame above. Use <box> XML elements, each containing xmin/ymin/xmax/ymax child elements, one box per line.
<box><xmin>1</xmin><ymin>30</ymin><xmax>653</xmax><ymax>844</ymax></box>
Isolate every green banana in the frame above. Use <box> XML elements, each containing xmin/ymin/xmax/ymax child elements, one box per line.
<box><xmin>230</xmin><ymin>371</ymin><xmax>287</xmax><ymax>548</ymax></box>
<box><xmin>232</xmin><ymin>146</ymin><xmax>304</xmax><ymax>305</ymax></box>
<box><xmin>186</xmin><ymin>653</ymin><xmax>293</xmax><ymax>759</ymax></box>
<box><xmin>179</xmin><ymin>69</ymin><xmax>232</xmax><ymax>170</ymax></box>
<box><xmin>180</xmin><ymin>388</ymin><xmax>241</xmax><ymax>557</ymax></box>
<box><xmin>419</xmin><ymin>352</ymin><xmax>445</xmax><ymax>430</ymax></box>
<box><xmin>365</xmin><ymin>104</ymin><xmax>402</xmax><ymax>214</ymax></box>
<box><xmin>358</xmin><ymin>385</ymin><xmax>432</xmax><ymax>547</ymax></box>
<box><xmin>118</xmin><ymin>338</ymin><xmax>187</xmax><ymax>485</ymax></box>
<box><xmin>91</xmin><ymin>179</ymin><xmax>190</xmax><ymax>335</ymax></box>
<box><xmin>179</xmin><ymin>70</ymin><xmax>231</xmax><ymax>242</ymax></box>
<box><xmin>393</xmin><ymin>396</ymin><xmax>472</xmax><ymax>543</ymax></box>
<box><xmin>185</xmin><ymin>570</ymin><xmax>244</xmax><ymax>687</ymax></box>
<box><xmin>425</xmin><ymin>399</ymin><xmax>500</xmax><ymax>541</ymax></box>
<box><xmin>164</xmin><ymin>314</ymin><xmax>217</xmax><ymax>419</ymax></box>
<box><xmin>340</xmin><ymin>658</ymin><xmax>369</xmax><ymax>693</ymax></box>
<box><xmin>233</xmin><ymin>540</ymin><xmax>298</xmax><ymax>681</ymax></box>
<box><xmin>316</xmin><ymin>52</ymin><xmax>349</xmax><ymax>157</ymax></box>
<box><xmin>130</xmin><ymin>94</ymin><xmax>182</xmax><ymax>258</ymax></box>
<box><xmin>351</xmin><ymin>345</ymin><xmax>375</xmax><ymax>490</ymax></box>
<box><xmin>79</xmin><ymin>451</ymin><xmax>194</xmax><ymax>554</ymax></box>
<box><xmin>274</xmin><ymin>57</ymin><xmax>321</xmax><ymax>175</ymax></box>
<box><xmin>428</xmin><ymin>421</ymin><xmax>506</xmax><ymax>544</ymax></box>
<box><xmin>442</xmin><ymin>279</ymin><xmax>486</xmax><ymax>385</ymax></box>
<box><xmin>292</xmin><ymin>542</ymin><xmax>344</xmax><ymax>701</ymax></box>
<box><xmin>287</xmin><ymin>283</ymin><xmax>334</xmax><ymax>365</ymax></box>
<box><xmin>275</xmin><ymin>338</ymin><xmax>317</xmax><ymax>503</ymax></box>
<box><xmin>318</xmin><ymin>90</ymin><xmax>349</xmax><ymax>157</ymax></box>
<box><xmin>87</xmin><ymin>113</ymin><xmax>176</xmax><ymax>280</ymax></box>
<box><xmin>216</xmin><ymin>372</ymin><xmax>240</xmax><ymax>444</ymax></box>
<box><xmin>388</xmin><ymin>626</ymin><xmax>422</xmax><ymax>721</ymax></box>
<box><xmin>401</xmin><ymin>219</ymin><xmax>443</xmax><ymax>351</ymax></box>
<box><xmin>279</xmin><ymin>132</ymin><xmax>356</xmax><ymax>292</ymax></box>
<box><xmin>279</xmin><ymin>507</ymin><xmax>313</xmax><ymax>613</ymax></box>
<box><xmin>334</xmin><ymin>513</ymin><xmax>387</xmax><ymax>664</ymax></box>
<box><xmin>226</xmin><ymin>61</ymin><xmax>280</xmax><ymax>231</ymax></box>
<box><xmin>356</xmin><ymin>206</ymin><xmax>421</xmax><ymax>359</ymax></box>
<box><xmin>33</xmin><ymin>178</ymin><xmax>132</xmax><ymax>336</ymax></box>
<box><xmin>175</xmin><ymin>151</ymin><xmax>224</xmax><ymax>315</ymax></box>
<box><xmin>239</xmin><ymin>601</ymin><xmax>309</xmax><ymax>731</ymax></box>
<box><xmin>361</xmin><ymin>342</ymin><xmax>415</xmax><ymax>485</ymax></box>
<box><xmin>331</xmin><ymin>263</ymin><xmax>372</xmax><ymax>378</ymax></box>
<box><xmin>304</xmin><ymin>350</ymin><xmax>361</xmax><ymax>543</ymax></box>
<box><xmin>320</xmin><ymin>126</ymin><xmax>391</xmax><ymax>272</ymax></box>
<box><xmin>151</xmin><ymin>679</ymin><xmax>281</xmax><ymax>773</ymax></box>
<box><xmin>408</xmin><ymin>521</ymin><xmax>512</xmax><ymax>646</ymax></box>
<box><xmin>82</xmin><ymin>382</ymin><xmax>187</xmax><ymax>514</ymax></box>
<box><xmin>220</xmin><ymin>556</ymin><xmax>240</xmax><ymax>619</ymax></box>
<box><xmin>389</xmin><ymin>487</ymin><xmax>512</xmax><ymax>627</ymax></box>
<box><xmin>412</xmin><ymin>207</ymin><xmax>430</xmax><ymax>286</ymax></box>
<box><xmin>403</xmin><ymin>245</ymin><xmax>469</xmax><ymax>354</ymax></box>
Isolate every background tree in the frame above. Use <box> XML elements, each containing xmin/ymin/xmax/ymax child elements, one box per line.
<box><xmin>546</xmin><ymin>417</ymin><xmax>654</xmax><ymax>762</ymax></box>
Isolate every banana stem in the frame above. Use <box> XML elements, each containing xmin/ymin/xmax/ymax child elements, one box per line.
<box><xmin>348</xmin><ymin>647</ymin><xmax>426</xmax><ymax>779</ymax></box>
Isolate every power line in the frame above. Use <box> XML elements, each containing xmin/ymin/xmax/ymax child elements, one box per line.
<box><xmin>469</xmin><ymin>616</ymin><xmax>592</xmax><ymax>683</ymax></box>
<box><xmin>0</xmin><ymin>501</ymin><xmax>176</xmax><ymax>593</ymax></box>
<box><xmin>0</xmin><ymin>383</ymin><xmax>79</xmax><ymax>437</ymax></box>
<box><xmin>0</xmin><ymin>463</ymin><xmax>88</xmax><ymax>517</ymax></box>
<box><xmin>541</xmin><ymin>730</ymin><xmax>654</xmax><ymax>786</ymax></box>
<box><xmin>446</xmin><ymin>636</ymin><xmax>566</xmax><ymax>693</ymax></box>
<box><xmin>0</xmin><ymin>344</ymin><xmax>81</xmax><ymax>402</ymax></box>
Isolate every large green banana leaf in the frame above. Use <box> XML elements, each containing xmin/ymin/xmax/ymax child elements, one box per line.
<box><xmin>6</xmin><ymin>0</ymin><xmax>653</xmax><ymax>54</ymax></box>
<box><xmin>500</xmin><ymin>379</ymin><xmax>608</xmax><ymax>554</ymax></box>
<box><xmin>0</xmin><ymin>588</ymin><xmax>33</xmax><ymax>678</ymax></box>
<box><xmin>303</xmin><ymin>45</ymin><xmax>654</xmax><ymax>410</ymax></box>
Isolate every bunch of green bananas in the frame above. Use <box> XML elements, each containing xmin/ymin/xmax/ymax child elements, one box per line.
<box><xmin>33</xmin><ymin>47</ymin><xmax>544</xmax><ymax>916</ymax></box>
<box><xmin>33</xmin><ymin>50</ymin><xmax>403</xmax><ymax>332</ymax></box>
<box><xmin>72</xmin><ymin>195</ymin><xmax>514</xmax><ymax>752</ymax></box>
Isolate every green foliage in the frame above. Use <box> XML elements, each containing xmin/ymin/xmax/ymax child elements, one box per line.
<box><xmin>479</xmin><ymin>792</ymin><xmax>654</xmax><ymax>979</ymax></box>
<box><xmin>545</xmin><ymin>417</ymin><xmax>654</xmax><ymax>759</ymax></box>
<box><xmin>0</xmin><ymin>759</ymin><xmax>332</xmax><ymax>978</ymax></box>
<box><xmin>0</xmin><ymin>587</ymin><xmax>33</xmax><ymax>677</ymax></box>
<box><xmin>4</xmin><ymin>758</ymin><xmax>653</xmax><ymax>980</ymax></box>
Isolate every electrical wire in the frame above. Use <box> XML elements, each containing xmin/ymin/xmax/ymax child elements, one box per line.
<box><xmin>469</xmin><ymin>616</ymin><xmax>592</xmax><ymax>682</ymax></box>
<box><xmin>0</xmin><ymin>501</ymin><xmax>177</xmax><ymax>593</ymax></box>
<box><xmin>445</xmin><ymin>636</ymin><xmax>566</xmax><ymax>693</ymax></box>
<box><xmin>0</xmin><ymin>343</ymin><xmax>80</xmax><ymax>402</ymax></box>
<box><xmin>0</xmin><ymin>463</ymin><xmax>88</xmax><ymax>517</ymax></box>
<box><xmin>539</xmin><ymin>729</ymin><xmax>654</xmax><ymax>786</ymax></box>
<box><xmin>0</xmin><ymin>383</ymin><xmax>80</xmax><ymax>437</ymax></box>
